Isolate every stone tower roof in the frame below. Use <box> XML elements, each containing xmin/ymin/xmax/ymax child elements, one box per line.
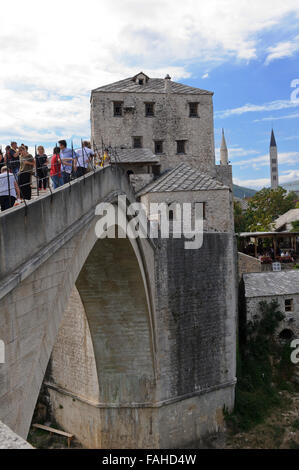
<box><xmin>244</xmin><ymin>271</ymin><xmax>299</xmax><ymax>298</ymax></box>
<box><xmin>91</xmin><ymin>73</ymin><xmax>213</xmax><ymax>96</ymax></box>
<box><xmin>138</xmin><ymin>163</ymin><xmax>228</xmax><ymax>196</ymax></box>
<box><xmin>270</xmin><ymin>129</ymin><xmax>277</xmax><ymax>147</ymax></box>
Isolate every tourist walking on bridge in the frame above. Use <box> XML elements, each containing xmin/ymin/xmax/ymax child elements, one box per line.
<box><xmin>18</xmin><ymin>145</ymin><xmax>34</xmax><ymax>200</ymax></box>
<box><xmin>75</xmin><ymin>141</ymin><xmax>94</xmax><ymax>177</ymax></box>
<box><xmin>59</xmin><ymin>140</ymin><xmax>77</xmax><ymax>184</ymax></box>
<box><xmin>0</xmin><ymin>166</ymin><xmax>20</xmax><ymax>211</ymax></box>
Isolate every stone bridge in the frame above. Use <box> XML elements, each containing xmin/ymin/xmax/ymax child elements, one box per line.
<box><xmin>0</xmin><ymin>166</ymin><xmax>236</xmax><ymax>448</ymax></box>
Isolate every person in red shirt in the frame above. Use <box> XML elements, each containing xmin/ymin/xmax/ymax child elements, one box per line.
<box><xmin>50</xmin><ymin>147</ymin><xmax>64</xmax><ymax>189</ymax></box>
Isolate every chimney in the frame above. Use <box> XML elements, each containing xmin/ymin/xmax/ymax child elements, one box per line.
<box><xmin>164</xmin><ymin>74</ymin><xmax>171</xmax><ymax>93</ymax></box>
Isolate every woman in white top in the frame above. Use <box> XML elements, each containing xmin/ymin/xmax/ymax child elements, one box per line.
<box><xmin>0</xmin><ymin>166</ymin><xmax>20</xmax><ymax>211</ymax></box>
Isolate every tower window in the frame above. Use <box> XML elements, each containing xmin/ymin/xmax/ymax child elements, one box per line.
<box><xmin>154</xmin><ymin>141</ymin><xmax>163</xmax><ymax>154</ymax></box>
<box><xmin>113</xmin><ymin>101</ymin><xmax>123</xmax><ymax>117</ymax></box>
<box><xmin>176</xmin><ymin>140</ymin><xmax>187</xmax><ymax>154</ymax></box>
<box><xmin>285</xmin><ymin>299</ymin><xmax>294</xmax><ymax>312</ymax></box>
<box><xmin>272</xmin><ymin>166</ymin><xmax>277</xmax><ymax>172</ymax></box>
<box><xmin>273</xmin><ymin>176</ymin><xmax>277</xmax><ymax>181</ymax></box>
<box><xmin>133</xmin><ymin>136</ymin><xmax>143</xmax><ymax>149</ymax></box>
<box><xmin>272</xmin><ymin>159</ymin><xmax>276</xmax><ymax>164</ymax></box>
<box><xmin>189</xmin><ymin>102</ymin><xmax>199</xmax><ymax>117</ymax></box>
<box><xmin>145</xmin><ymin>102</ymin><xmax>155</xmax><ymax>117</ymax></box>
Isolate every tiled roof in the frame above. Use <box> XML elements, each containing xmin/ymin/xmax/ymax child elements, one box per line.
<box><xmin>234</xmin><ymin>197</ymin><xmax>249</xmax><ymax>211</ymax></box>
<box><xmin>92</xmin><ymin>77</ymin><xmax>213</xmax><ymax>96</ymax></box>
<box><xmin>138</xmin><ymin>163</ymin><xmax>227</xmax><ymax>195</ymax></box>
<box><xmin>274</xmin><ymin>209</ymin><xmax>299</xmax><ymax>230</ymax></box>
<box><xmin>244</xmin><ymin>271</ymin><xmax>299</xmax><ymax>298</ymax></box>
<box><xmin>110</xmin><ymin>148</ymin><xmax>160</xmax><ymax>164</ymax></box>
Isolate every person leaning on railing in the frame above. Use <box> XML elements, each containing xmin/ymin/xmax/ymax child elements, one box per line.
<box><xmin>9</xmin><ymin>142</ymin><xmax>21</xmax><ymax>178</ymax></box>
<box><xmin>18</xmin><ymin>145</ymin><xmax>35</xmax><ymax>200</ymax></box>
<box><xmin>0</xmin><ymin>166</ymin><xmax>20</xmax><ymax>211</ymax></box>
<box><xmin>36</xmin><ymin>145</ymin><xmax>49</xmax><ymax>191</ymax></box>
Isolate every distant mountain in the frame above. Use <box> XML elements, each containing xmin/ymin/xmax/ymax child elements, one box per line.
<box><xmin>282</xmin><ymin>180</ymin><xmax>299</xmax><ymax>195</ymax></box>
<box><xmin>233</xmin><ymin>184</ymin><xmax>257</xmax><ymax>199</ymax></box>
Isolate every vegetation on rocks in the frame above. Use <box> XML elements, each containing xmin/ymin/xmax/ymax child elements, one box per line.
<box><xmin>226</xmin><ymin>300</ymin><xmax>296</xmax><ymax>432</ymax></box>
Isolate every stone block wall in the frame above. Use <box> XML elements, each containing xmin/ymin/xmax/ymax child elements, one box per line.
<box><xmin>154</xmin><ymin>233</ymin><xmax>237</xmax><ymax>407</ymax></box>
<box><xmin>246</xmin><ymin>294</ymin><xmax>299</xmax><ymax>339</ymax></box>
<box><xmin>238</xmin><ymin>252</ymin><xmax>262</xmax><ymax>279</ymax></box>
<box><xmin>91</xmin><ymin>91</ymin><xmax>216</xmax><ymax>175</ymax></box>
<box><xmin>141</xmin><ymin>188</ymin><xmax>233</xmax><ymax>233</ymax></box>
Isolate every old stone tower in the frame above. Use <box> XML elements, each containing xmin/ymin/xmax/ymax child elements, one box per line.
<box><xmin>91</xmin><ymin>71</ymin><xmax>218</xmax><ymax>176</ymax></box>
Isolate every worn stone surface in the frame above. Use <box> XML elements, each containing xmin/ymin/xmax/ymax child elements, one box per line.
<box><xmin>215</xmin><ymin>165</ymin><xmax>233</xmax><ymax>191</ymax></box>
<box><xmin>238</xmin><ymin>252</ymin><xmax>262</xmax><ymax>279</ymax></box>
<box><xmin>0</xmin><ymin>420</ymin><xmax>32</xmax><ymax>449</ymax></box>
<box><xmin>154</xmin><ymin>234</ymin><xmax>237</xmax><ymax>401</ymax></box>
<box><xmin>141</xmin><ymin>188</ymin><xmax>233</xmax><ymax>233</ymax></box>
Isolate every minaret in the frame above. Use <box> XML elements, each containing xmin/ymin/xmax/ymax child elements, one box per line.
<box><xmin>220</xmin><ymin>129</ymin><xmax>228</xmax><ymax>165</ymax></box>
<box><xmin>270</xmin><ymin>129</ymin><xmax>279</xmax><ymax>189</ymax></box>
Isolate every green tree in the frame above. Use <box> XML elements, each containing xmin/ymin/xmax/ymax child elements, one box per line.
<box><xmin>291</xmin><ymin>220</ymin><xmax>299</xmax><ymax>232</ymax></box>
<box><xmin>245</xmin><ymin>187</ymin><xmax>297</xmax><ymax>232</ymax></box>
<box><xmin>234</xmin><ymin>201</ymin><xmax>248</xmax><ymax>233</ymax></box>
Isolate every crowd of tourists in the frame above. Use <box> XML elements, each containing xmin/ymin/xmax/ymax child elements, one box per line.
<box><xmin>0</xmin><ymin>140</ymin><xmax>98</xmax><ymax>212</ymax></box>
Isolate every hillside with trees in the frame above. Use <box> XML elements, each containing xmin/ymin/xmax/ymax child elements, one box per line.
<box><xmin>234</xmin><ymin>187</ymin><xmax>298</xmax><ymax>233</ymax></box>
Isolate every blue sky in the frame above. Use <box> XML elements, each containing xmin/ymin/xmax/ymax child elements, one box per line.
<box><xmin>0</xmin><ymin>0</ymin><xmax>299</xmax><ymax>190</ymax></box>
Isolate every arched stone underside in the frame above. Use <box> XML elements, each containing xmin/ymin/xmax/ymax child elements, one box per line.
<box><xmin>43</xmin><ymin>237</ymin><xmax>157</xmax><ymax>448</ymax></box>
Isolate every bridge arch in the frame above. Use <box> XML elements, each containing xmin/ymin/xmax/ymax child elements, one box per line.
<box><xmin>0</xmin><ymin>167</ymin><xmax>156</xmax><ymax>444</ymax></box>
<box><xmin>0</xmin><ymin>165</ymin><xmax>237</xmax><ymax>448</ymax></box>
<box><xmin>41</xmin><ymin>234</ymin><xmax>157</xmax><ymax>448</ymax></box>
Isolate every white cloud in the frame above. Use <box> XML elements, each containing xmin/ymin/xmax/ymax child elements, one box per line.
<box><xmin>234</xmin><ymin>151</ymin><xmax>299</xmax><ymax>167</ymax></box>
<box><xmin>1</xmin><ymin>0</ymin><xmax>299</xmax><ymax>143</ymax></box>
<box><xmin>254</xmin><ymin>112</ymin><xmax>299</xmax><ymax>122</ymax></box>
<box><xmin>216</xmin><ymin>146</ymin><xmax>259</xmax><ymax>160</ymax></box>
<box><xmin>202</xmin><ymin>73</ymin><xmax>209</xmax><ymax>79</ymax></box>
<box><xmin>233</xmin><ymin>176</ymin><xmax>270</xmax><ymax>189</ymax></box>
<box><xmin>234</xmin><ymin>169</ymin><xmax>299</xmax><ymax>189</ymax></box>
<box><xmin>265</xmin><ymin>36</ymin><xmax>299</xmax><ymax>64</ymax></box>
<box><xmin>216</xmin><ymin>99</ymin><xmax>299</xmax><ymax>119</ymax></box>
